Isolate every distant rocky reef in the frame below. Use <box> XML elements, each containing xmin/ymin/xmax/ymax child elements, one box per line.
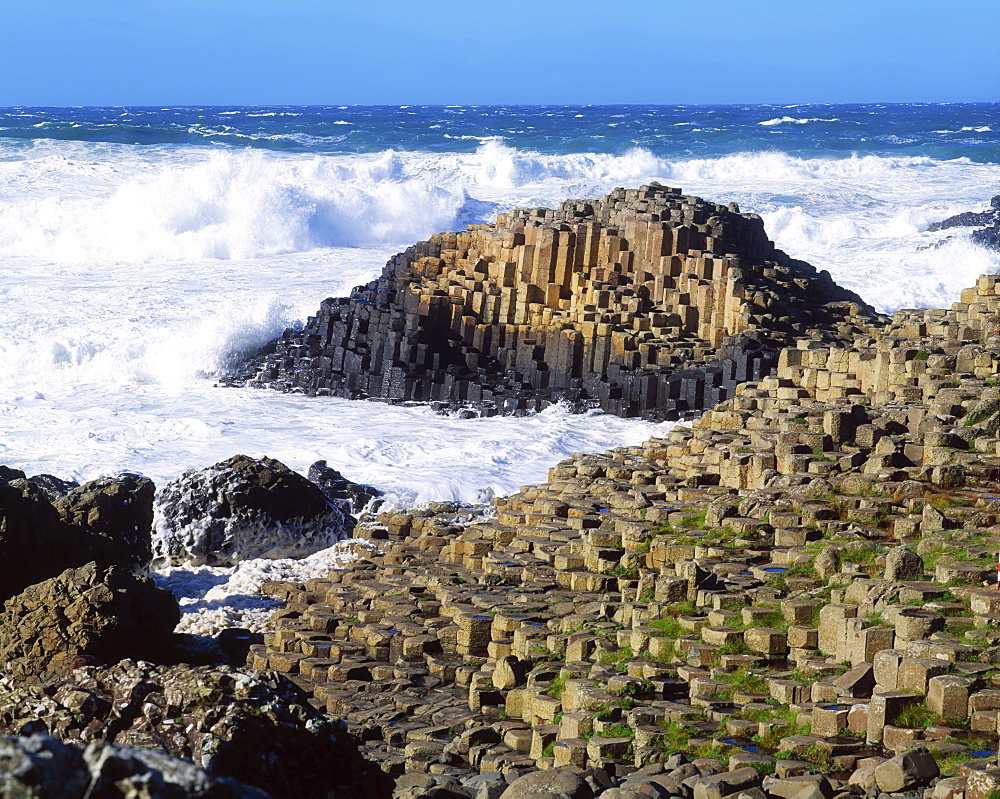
<box><xmin>928</xmin><ymin>194</ymin><xmax>1000</xmax><ymax>251</ymax></box>
<box><xmin>231</xmin><ymin>185</ymin><xmax>882</xmax><ymax>420</ymax></box>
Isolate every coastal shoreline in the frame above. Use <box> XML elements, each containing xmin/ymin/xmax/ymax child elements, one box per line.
<box><xmin>5</xmin><ymin>187</ymin><xmax>1000</xmax><ymax>798</ymax></box>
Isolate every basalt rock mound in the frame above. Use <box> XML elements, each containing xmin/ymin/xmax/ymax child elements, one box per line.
<box><xmin>0</xmin><ymin>561</ymin><xmax>179</xmax><ymax>684</ymax></box>
<box><xmin>152</xmin><ymin>455</ymin><xmax>353</xmax><ymax>567</ymax></box>
<box><xmin>0</xmin><ymin>662</ymin><xmax>389</xmax><ymax>799</ymax></box>
<box><xmin>235</xmin><ymin>184</ymin><xmax>882</xmax><ymax>420</ymax></box>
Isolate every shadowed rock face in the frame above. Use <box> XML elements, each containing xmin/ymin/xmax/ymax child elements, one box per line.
<box><xmin>54</xmin><ymin>474</ymin><xmax>155</xmax><ymax>571</ymax></box>
<box><xmin>0</xmin><ymin>473</ymin><xmax>155</xmax><ymax>601</ymax></box>
<box><xmin>0</xmin><ymin>562</ymin><xmax>179</xmax><ymax>684</ymax></box>
<box><xmin>0</xmin><ymin>734</ymin><xmax>271</xmax><ymax>799</ymax></box>
<box><xmin>152</xmin><ymin>454</ymin><xmax>353</xmax><ymax>567</ymax></box>
<box><xmin>234</xmin><ymin>184</ymin><xmax>880</xmax><ymax>420</ymax></box>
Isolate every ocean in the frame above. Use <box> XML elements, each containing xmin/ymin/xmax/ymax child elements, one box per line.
<box><xmin>1</xmin><ymin>103</ymin><xmax>999</xmax><ymax>511</ymax></box>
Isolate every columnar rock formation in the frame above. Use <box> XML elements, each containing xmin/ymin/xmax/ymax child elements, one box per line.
<box><xmin>243</xmin><ymin>267</ymin><xmax>1000</xmax><ymax>796</ymax></box>
<box><xmin>238</xmin><ymin>185</ymin><xmax>879</xmax><ymax>419</ymax></box>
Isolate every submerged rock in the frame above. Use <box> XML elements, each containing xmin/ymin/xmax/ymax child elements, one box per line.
<box><xmin>927</xmin><ymin>194</ymin><xmax>1000</xmax><ymax>251</ymax></box>
<box><xmin>0</xmin><ymin>561</ymin><xmax>179</xmax><ymax>683</ymax></box>
<box><xmin>0</xmin><ymin>662</ymin><xmax>388</xmax><ymax>798</ymax></box>
<box><xmin>152</xmin><ymin>455</ymin><xmax>352</xmax><ymax>567</ymax></box>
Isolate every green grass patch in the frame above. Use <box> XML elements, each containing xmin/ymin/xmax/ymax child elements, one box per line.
<box><xmin>649</xmin><ymin>616</ymin><xmax>686</xmax><ymax>638</ymax></box>
<box><xmin>545</xmin><ymin>674</ymin><xmax>569</xmax><ymax>699</ymax></box>
<box><xmin>894</xmin><ymin>702</ymin><xmax>940</xmax><ymax>728</ymax></box>
<box><xmin>719</xmin><ymin>666</ymin><xmax>769</xmax><ymax>695</ymax></box>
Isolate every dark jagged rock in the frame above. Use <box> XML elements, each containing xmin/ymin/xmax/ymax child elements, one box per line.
<box><xmin>0</xmin><ymin>466</ymin><xmax>81</xmax><ymax>502</ymax></box>
<box><xmin>0</xmin><ymin>562</ymin><xmax>179</xmax><ymax>684</ymax></box>
<box><xmin>152</xmin><ymin>455</ymin><xmax>353</xmax><ymax>567</ymax></box>
<box><xmin>928</xmin><ymin>194</ymin><xmax>1000</xmax><ymax>251</ymax></box>
<box><xmin>0</xmin><ymin>466</ymin><xmax>25</xmax><ymax>483</ymax></box>
<box><xmin>307</xmin><ymin>459</ymin><xmax>382</xmax><ymax>515</ymax></box>
<box><xmin>0</xmin><ymin>662</ymin><xmax>390</xmax><ymax>799</ymax></box>
<box><xmin>27</xmin><ymin>472</ymin><xmax>80</xmax><ymax>502</ymax></box>
<box><xmin>0</xmin><ymin>734</ymin><xmax>271</xmax><ymax>798</ymax></box>
<box><xmin>54</xmin><ymin>473</ymin><xmax>155</xmax><ymax>571</ymax></box>
<box><xmin>0</xmin><ymin>477</ymin><xmax>70</xmax><ymax>600</ymax></box>
<box><xmin>233</xmin><ymin>185</ymin><xmax>881</xmax><ymax>420</ymax></box>
<box><xmin>0</xmin><ymin>473</ymin><xmax>155</xmax><ymax>601</ymax></box>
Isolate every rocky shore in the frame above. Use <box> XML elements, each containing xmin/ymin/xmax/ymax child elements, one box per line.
<box><xmin>243</xmin><ymin>265</ymin><xmax>1000</xmax><ymax>799</ymax></box>
<box><xmin>4</xmin><ymin>189</ymin><xmax>1000</xmax><ymax>798</ymax></box>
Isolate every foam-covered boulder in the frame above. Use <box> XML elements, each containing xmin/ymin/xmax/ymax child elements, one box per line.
<box><xmin>0</xmin><ymin>734</ymin><xmax>270</xmax><ymax>798</ymax></box>
<box><xmin>152</xmin><ymin>455</ymin><xmax>352</xmax><ymax>567</ymax></box>
<box><xmin>0</xmin><ymin>662</ymin><xmax>390</xmax><ymax>798</ymax></box>
<box><xmin>0</xmin><ymin>561</ymin><xmax>179</xmax><ymax>683</ymax></box>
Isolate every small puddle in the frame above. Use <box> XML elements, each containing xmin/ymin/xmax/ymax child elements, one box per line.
<box><xmin>720</xmin><ymin>737</ymin><xmax>760</xmax><ymax>753</ymax></box>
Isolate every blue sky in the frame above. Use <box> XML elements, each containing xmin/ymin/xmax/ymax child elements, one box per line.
<box><xmin>3</xmin><ymin>0</ymin><xmax>998</xmax><ymax>105</ymax></box>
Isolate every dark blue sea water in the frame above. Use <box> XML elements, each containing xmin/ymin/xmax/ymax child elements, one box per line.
<box><xmin>1</xmin><ymin>104</ymin><xmax>997</xmax><ymax>162</ymax></box>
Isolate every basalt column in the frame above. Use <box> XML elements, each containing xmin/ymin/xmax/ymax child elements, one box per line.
<box><xmin>236</xmin><ymin>185</ymin><xmax>880</xmax><ymax>419</ymax></box>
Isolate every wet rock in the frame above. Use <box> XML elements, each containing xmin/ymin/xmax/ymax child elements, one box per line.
<box><xmin>0</xmin><ymin>561</ymin><xmax>179</xmax><ymax>684</ymax></box>
<box><xmin>928</xmin><ymin>195</ymin><xmax>1000</xmax><ymax>252</ymax></box>
<box><xmin>152</xmin><ymin>455</ymin><xmax>352</xmax><ymax>567</ymax></box>
<box><xmin>307</xmin><ymin>459</ymin><xmax>382</xmax><ymax>515</ymax></box>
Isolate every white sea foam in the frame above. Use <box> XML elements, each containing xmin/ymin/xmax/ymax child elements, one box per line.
<box><xmin>759</xmin><ymin>116</ymin><xmax>841</xmax><ymax>126</ymax></box>
<box><xmin>153</xmin><ymin>538</ymin><xmax>380</xmax><ymax>636</ymax></box>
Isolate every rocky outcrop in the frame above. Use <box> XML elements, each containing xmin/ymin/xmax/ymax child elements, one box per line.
<box><xmin>928</xmin><ymin>194</ymin><xmax>1000</xmax><ymax>251</ymax></box>
<box><xmin>234</xmin><ymin>185</ymin><xmax>880</xmax><ymax>420</ymax></box>
<box><xmin>307</xmin><ymin>459</ymin><xmax>382</xmax><ymax>515</ymax></box>
<box><xmin>0</xmin><ymin>562</ymin><xmax>179</xmax><ymax>683</ymax></box>
<box><xmin>152</xmin><ymin>455</ymin><xmax>353</xmax><ymax>567</ymax></box>
<box><xmin>54</xmin><ymin>473</ymin><xmax>155</xmax><ymax>571</ymax></box>
<box><xmin>0</xmin><ymin>734</ymin><xmax>270</xmax><ymax>798</ymax></box>
<box><xmin>0</xmin><ymin>473</ymin><xmax>155</xmax><ymax>601</ymax></box>
<box><xmin>0</xmin><ymin>661</ymin><xmax>390</xmax><ymax>798</ymax></box>
<box><xmin>0</xmin><ymin>477</ymin><xmax>71</xmax><ymax>599</ymax></box>
<box><xmin>0</xmin><ymin>465</ymin><xmax>79</xmax><ymax>501</ymax></box>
